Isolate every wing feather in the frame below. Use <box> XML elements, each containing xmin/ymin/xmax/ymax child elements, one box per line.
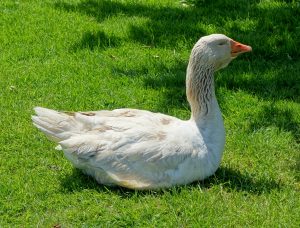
<box><xmin>59</xmin><ymin>129</ymin><xmax>193</xmax><ymax>189</ymax></box>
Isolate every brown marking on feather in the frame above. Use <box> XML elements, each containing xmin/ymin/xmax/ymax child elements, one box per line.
<box><xmin>80</xmin><ymin>112</ymin><xmax>96</xmax><ymax>116</ymax></box>
<box><xmin>121</xmin><ymin>110</ymin><xmax>136</xmax><ymax>117</ymax></box>
<box><xmin>64</xmin><ymin>111</ymin><xmax>76</xmax><ymax>117</ymax></box>
<box><xmin>161</xmin><ymin>118</ymin><xmax>171</xmax><ymax>125</ymax></box>
<box><xmin>157</xmin><ymin>131</ymin><xmax>166</xmax><ymax>141</ymax></box>
<box><xmin>94</xmin><ymin>125</ymin><xmax>113</xmax><ymax>132</ymax></box>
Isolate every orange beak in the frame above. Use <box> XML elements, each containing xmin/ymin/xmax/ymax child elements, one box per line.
<box><xmin>230</xmin><ymin>40</ymin><xmax>252</xmax><ymax>57</ymax></box>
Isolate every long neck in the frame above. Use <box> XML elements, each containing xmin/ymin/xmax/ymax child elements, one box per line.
<box><xmin>186</xmin><ymin>56</ymin><xmax>217</xmax><ymax>121</ymax></box>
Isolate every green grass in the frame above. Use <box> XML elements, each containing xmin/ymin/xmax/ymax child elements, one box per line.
<box><xmin>1</xmin><ymin>0</ymin><xmax>299</xmax><ymax>226</ymax></box>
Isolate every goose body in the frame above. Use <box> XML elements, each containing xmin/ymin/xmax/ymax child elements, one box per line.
<box><xmin>32</xmin><ymin>34</ymin><xmax>251</xmax><ymax>189</ymax></box>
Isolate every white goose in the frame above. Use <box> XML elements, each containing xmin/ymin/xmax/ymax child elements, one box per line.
<box><xmin>32</xmin><ymin>34</ymin><xmax>251</xmax><ymax>189</ymax></box>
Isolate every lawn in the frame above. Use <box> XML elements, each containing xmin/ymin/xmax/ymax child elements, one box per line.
<box><xmin>0</xmin><ymin>0</ymin><xmax>299</xmax><ymax>226</ymax></box>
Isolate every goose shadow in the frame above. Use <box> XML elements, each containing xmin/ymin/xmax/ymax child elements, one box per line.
<box><xmin>59</xmin><ymin>166</ymin><xmax>282</xmax><ymax>197</ymax></box>
<box><xmin>197</xmin><ymin>166</ymin><xmax>282</xmax><ymax>194</ymax></box>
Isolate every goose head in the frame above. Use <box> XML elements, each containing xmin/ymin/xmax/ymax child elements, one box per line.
<box><xmin>191</xmin><ymin>34</ymin><xmax>252</xmax><ymax>71</ymax></box>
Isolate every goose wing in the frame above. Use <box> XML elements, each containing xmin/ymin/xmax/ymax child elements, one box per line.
<box><xmin>33</xmin><ymin>107</ymin><xmax>196</xmax><ymax>189</ymax></box>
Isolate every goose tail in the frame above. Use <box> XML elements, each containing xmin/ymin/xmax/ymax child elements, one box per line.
<box><xmin>32</xmin><ymin>107</ymin><xmax>81</xmax><ymax>146</ymax></box>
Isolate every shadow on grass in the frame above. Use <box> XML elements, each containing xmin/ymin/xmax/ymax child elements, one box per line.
<box><xmin>54</xmin><ymin>0</ymin><xmax>205</xmax><ymax>48</ymax></box>
<box><xmin>248</xmin><ymin>103</ymin><xmax>300</xmax><ymax>143</ymax></box>
<box><xmin>54</xmin><ymin>0</ymin><xmax>300</xmax><ymax>58</ymax></box>
<box><xmin>72</xmin><ymin>31</ymin><xmax>121</xmax><ymax>51</ymax></box>
<box><xmin>295</xmin><ymin>153</ymin><xmax>300</xmax><ymax>182</ymax></box>
<box><xmin>198</xmin><ymin>166</ymin><xmax>282</xmax><ymax>194</ymax></box>
<box><xmin>216</xmin><ymin>60</ymin><xmax>300</xmax><ymax>101</ymax></box>
<box><xmin>59</xmin><ymin>166</ymin><xmax>281</xmax><ymax>196</ymax></box>
<box><xmin>54</xmin><ymin>0</ymin><xmax>300</xmax><ymax>104</ymax></box>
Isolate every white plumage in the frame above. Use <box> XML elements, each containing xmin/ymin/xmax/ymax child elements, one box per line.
<box><xmin>32</xmin><ymin>34</ymin><xmax>251</xmax><ymax>189</ymax></box>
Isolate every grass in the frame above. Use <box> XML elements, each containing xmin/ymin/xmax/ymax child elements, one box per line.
<box><xmin>0</xmin><ymin>0</ymin><xmax>299</xmax><ymax>226</ymax></box>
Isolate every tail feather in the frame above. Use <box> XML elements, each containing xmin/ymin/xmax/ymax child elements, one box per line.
<box><xmin>32</xmin><ymin>107</ymin><xmax>81</xmax><ymax>142</ymax></box>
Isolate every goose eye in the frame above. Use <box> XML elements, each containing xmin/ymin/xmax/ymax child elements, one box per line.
<box><xmin>218</xmin><ymin>41</ymin><xmax>227</xmax><ymax>46</ymax></box>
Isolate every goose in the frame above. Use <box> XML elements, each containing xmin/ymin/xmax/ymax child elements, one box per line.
<box><xmin>32</xmin><ymin>34</ymin><xmax>251</xmax><ymax>190</ymax></box>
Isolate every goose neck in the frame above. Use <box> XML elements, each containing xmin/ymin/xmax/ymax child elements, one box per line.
<box><xmin>186</xmin><ymin>61</ymin><xmax>217</xmax><ymax>121</ymax></box>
